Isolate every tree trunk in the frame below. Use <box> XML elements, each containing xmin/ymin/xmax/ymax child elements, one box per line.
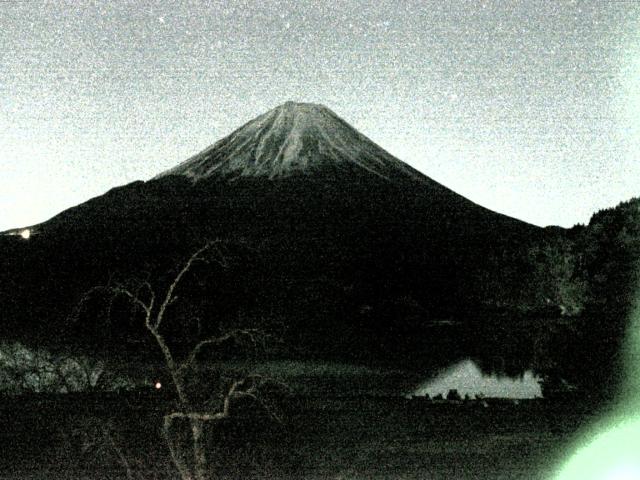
<box><xmin>191</xmin><ymin>417</ymin><xmax>208</xmax><ymax>480</ymax></box>
<box><xmin>164</xmin><ymin>415</ymin><xmax>194</xmax><ymax>480</ymax></box>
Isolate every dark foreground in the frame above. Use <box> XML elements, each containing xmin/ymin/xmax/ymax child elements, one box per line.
<box><xmin>0</xmin><ymin>394</ymin><xmax>599</xmax><ymax>480</ymax></box>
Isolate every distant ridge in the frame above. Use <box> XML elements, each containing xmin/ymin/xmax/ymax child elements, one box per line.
<box><xmin>156</xmin><ymin>101</ymin><xmax>425</xmax><ymax>182</ymax></box>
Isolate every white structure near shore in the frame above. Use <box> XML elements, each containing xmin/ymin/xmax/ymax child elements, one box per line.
<box><xmin>410</xmin><ymin>359</ymin><xmax>542</xmax><ymax>400</ymax></box>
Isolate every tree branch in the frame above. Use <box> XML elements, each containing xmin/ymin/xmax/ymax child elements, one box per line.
<box><xmin>178</xmin><ymin>328</ymin><xmax>264</xmax><ymax>374</ymax></box>
<box><xmin>112</xmin><ymin>285</ymin><xmax>153</xmax><ymax>319</ymax></box>
<box><xmin>155</xmin><ymin>241</ymin><xmax>220</xmax><ymax>331</ymax></box>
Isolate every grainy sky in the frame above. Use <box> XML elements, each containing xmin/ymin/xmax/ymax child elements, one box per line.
<box><xmin>1</xmin><ymin>0</ymin><xmax>639</xmax><ymax>231</ymax></box>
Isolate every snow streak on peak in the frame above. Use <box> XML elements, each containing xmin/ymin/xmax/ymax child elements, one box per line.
<box><xmin>156</xmin><ymin>102</ymin><xmax>425</xmax><ymax>182</ymax></box>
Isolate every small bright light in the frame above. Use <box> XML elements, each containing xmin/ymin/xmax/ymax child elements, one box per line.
<box><xmin>20</xmin><ymin>229</ymin><xmax>30</xmax><ymax>240</ymax></box>
<box><xmin>154</xmin><ymin>381</ymin><xmax>162</xmax><ymax>390</ymax></box>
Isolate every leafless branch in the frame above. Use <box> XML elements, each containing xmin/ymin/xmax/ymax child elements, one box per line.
<box><xmin>178</xmin><ymin>328</ymin><xmax>265</xmax><ymax>374</ymax></box>
<box><xmin>70</xmin><ymin>281</ymin><xmax>156</xmax><ymax>328</ymax></box>
<box><xmin>155</xmin><ymin>241</ymin><xmax>221</xmax><ymax>331</ymax></box>
<box><xmin>111</xmin><ymin>284</ymin><xmax>154</xmax><ymax>318</ymax></box>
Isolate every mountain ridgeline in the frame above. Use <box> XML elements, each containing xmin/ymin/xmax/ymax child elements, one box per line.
<box><xmin>1</xmin><ymin>102</ymin><xmax>637</xmax><ymax>397</ymax></box>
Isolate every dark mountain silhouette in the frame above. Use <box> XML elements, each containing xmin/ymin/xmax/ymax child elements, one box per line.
<box><xmin>1</xmin><ymin>102</ymin><xmax>551</xmax><ymax>368</ymax></box>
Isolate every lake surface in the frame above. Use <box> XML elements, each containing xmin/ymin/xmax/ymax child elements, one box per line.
<box><xmin>410</xmin><ymin>358</ymin><xmax>542</xmax><ymax>399</ymax></box>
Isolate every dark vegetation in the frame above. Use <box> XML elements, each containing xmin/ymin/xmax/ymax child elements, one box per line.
<box><xmin>528</xmin><ymin>198</ymin><xmax>640</xmax><ymax>400</ymax></box>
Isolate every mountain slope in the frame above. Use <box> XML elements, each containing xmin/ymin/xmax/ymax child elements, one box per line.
<box><xmin>0</xmin><ymin>102</ymin><xmax>545</xmax><ymax>367</ymax></box>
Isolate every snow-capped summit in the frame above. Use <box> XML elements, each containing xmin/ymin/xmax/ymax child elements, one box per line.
<box><xmin>156</xmin><ymin>101</ymin><xmax>424</xmax><ymax>182</ymax></box>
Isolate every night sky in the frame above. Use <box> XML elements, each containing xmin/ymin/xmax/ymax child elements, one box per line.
<box><xmin>1</xmin><ymin>0</ymin><xmax>639</xmax><ymax>231</ymax></box>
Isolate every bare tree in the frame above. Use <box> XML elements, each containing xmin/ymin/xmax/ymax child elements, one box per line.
<box><xmin>74</xmin><ymin>241</ymin><xmax>282</xmax><ymax>480</ymax></box>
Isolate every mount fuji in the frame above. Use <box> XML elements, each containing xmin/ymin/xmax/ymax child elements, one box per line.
<box><xmin>0</xmin><ymin>102</ymin><xmax>544</xmax><ymax>364</ymax></box>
